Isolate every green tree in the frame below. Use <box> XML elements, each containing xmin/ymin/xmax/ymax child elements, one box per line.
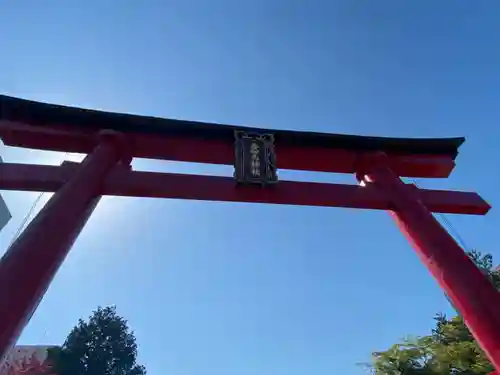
<box><xmin>48</xmin><ymin>306</ymin><xmax>146</xmax><ymax>375</ymax></box>
<box><xmin>371</xmin><ymin>250</ymin><xmax>498</xmax><ymax>375</ymax></box>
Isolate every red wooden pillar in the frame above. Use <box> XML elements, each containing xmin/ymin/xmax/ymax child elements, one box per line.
<box><xmin>0</xmin><ymin>131</ymin><xmax>131</xmax><ymax>362</ymax></box>
<box><xmin>357</xmin><ymin>153</ymin><xmax>500</xmax><ymax>372</ymax></box>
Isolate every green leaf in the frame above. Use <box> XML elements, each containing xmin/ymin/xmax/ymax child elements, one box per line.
<box><xmin>370</xmin><ymin>251</ymin><xmax>497</xmax><ymax>375</ymax></box>
<box><xmin>50</xmin><ymin>306</ymin><xmax>146</xmax><ymax>375</ymax></box>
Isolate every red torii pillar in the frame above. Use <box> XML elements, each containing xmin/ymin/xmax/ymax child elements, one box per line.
<box><xmin>0</xmin><ymin>93</ymin><xmax>498</xmax><ymax>372</ymax></box>
<box><xmin>1</xmin><ymin>148</ymin><xmax>499</xmax><ymax>370</ymax></box>
<box><xmin>357</xmin><ymin>153</ymin><xmax>500</xmax><ymax>371</ymax></box>
<box><xmin>0</xmin><ymin>131</ymin><xmax>131</xmax><ymax>360</ymax></box>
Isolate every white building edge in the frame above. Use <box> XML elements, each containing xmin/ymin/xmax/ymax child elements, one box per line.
<box><xmin>0</xmin><ymin>345</ymin><xmax>58</xmax><ymax>373</ymax></box>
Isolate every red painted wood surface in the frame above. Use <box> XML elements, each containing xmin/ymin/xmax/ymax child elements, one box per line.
<box><xmin>0</xmin><ymin>120</ymin><xmax>456</xmax><ymax>178</ymax></box>
<box><xmin>0</xmin><ymin>119</ymin><xmax>495</xmax><ymax>371</ymax></box>
<box><xmin>359</xmin><ymin>155</ymin><xmax>500</xmax><ymax>372</ymax></box>
<box><xmin>0</xmin><ymin>137</ymin><xmax>127</xmax><ymax>362</ymax></box>
<box><xmin>0</xmin><ymin>162</ymin><xmax>490</xmax><ymax>215</ymax></box>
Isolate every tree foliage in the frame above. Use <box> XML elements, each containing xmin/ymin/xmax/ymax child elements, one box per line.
<box><xmin>371</xmin><ymin>250</ymin><xmax>498</xmax><ymax>375</ymax></box>
<box><xmin>48</xmin><ymin>306</ymin><xmax>146</xmax><ymax>375</ymax></box>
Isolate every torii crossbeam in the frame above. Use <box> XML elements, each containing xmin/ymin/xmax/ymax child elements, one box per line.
<box><xmin>0</xmin><ymin>95</ymin><xmax>498</xmax><ymax>371</ymax></box>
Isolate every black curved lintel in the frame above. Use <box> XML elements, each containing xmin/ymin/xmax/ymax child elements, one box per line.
<box><xmin>0</xmin><ymin>95</ymin><xmax>464</xmax><ymax>159</ymax></box>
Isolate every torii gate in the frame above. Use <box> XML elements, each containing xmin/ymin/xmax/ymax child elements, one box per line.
<box><xmin>0</xmin><ymin>95</ymin><xmax>498</xmax><ymax>372</ymax></box>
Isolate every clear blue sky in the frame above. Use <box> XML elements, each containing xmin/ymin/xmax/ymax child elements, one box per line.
<box><xmin>1</xmin><ymin>1</ymin><xmax>500</xmax><ymax>374</ymax></box>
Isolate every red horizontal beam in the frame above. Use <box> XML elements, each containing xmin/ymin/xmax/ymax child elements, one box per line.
<box><xmin>131</xmin><ymin>134</ymin><xmax>455</xmax><ymax>178</ymax></box>
<box><xmin>0</xmin><ymin>162</ymin><xmax>490</xmax><ymax>215</ymax></box>
<box><xmin>0</xmin><ymin>121</ymin><xmax>455</xmax><ymax>178</ymax></box>
<box><xmin>0</xmin><ymin>121</ymin><xmax>95</xmax><ymax>153</ymax></box>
